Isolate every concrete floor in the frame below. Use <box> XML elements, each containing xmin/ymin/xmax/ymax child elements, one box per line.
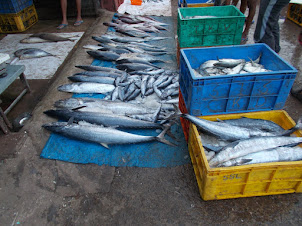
<box><xmin>1</xmin><ymin>1</ymin><xmax>302</xmax><ymax>225</ymax></box>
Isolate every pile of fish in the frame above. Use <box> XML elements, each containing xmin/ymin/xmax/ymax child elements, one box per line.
<box><xmin>42</xmin><ymin>14</ymin><xmax>179</xmax><ymax>148</ymax></box>
<box><xmin>193</xmin><ymin>54</ymin><xmax>271</xmax><ymax>77</ymax></box>
<box><xmin>103</xmin><ymin>13</ymin><xmax>169</xmax><ymax>38</ymax></box>
<box><xmin>58</xmin><ymin>64</ymin><xmax>179</xmax><ymax>102</ymax></box>
<box><xmin>180</xmin><ymin>113</ymin><xmax>302</xmax><ymax>167</ymax></box>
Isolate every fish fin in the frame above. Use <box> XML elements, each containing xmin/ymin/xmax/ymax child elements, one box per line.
<box><xmin>235</xmin><ymin>159</ymin><xmax>252</xmax><ymax>166</ymax></box>
<box><xmin>162</xmin><ymin>122</ymin><xmax>177</xmax><ymax>141</ymax></box>
<box><xmin>152</xmin><ymin>105</ymin><xmax>161</xmax><ymax>123</ymax></box>
<box><xmin>254</xmin><ymin>52</ymin><xmax>262</xmax><ymax>64</ymax></box>
<box><xmin>71</xmin><ymin>106</ymin><xmax>87</xmax><ymax>111</ymax></box>
<box><xmin>100</xmin><ymin>143</ymin><xmax>109</xmax><ymax>149</ymax></box>
<box><xmin>156</xmin><ymin>127</ymin><xmax>176</xmax><ymax>147</ymax></box>
<box><xmin>67</xmin><ymin>116</ymin><xmax>74</xmax><ymax>125</ymax></box>
<box><xmin>279</xmin><ymin>116</ymin><xmax>302</xmax><ymax>136</ymax></box>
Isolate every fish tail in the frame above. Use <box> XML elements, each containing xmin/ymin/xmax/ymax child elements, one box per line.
<box><xmin>156</xmin><ymin>127</ymin><xmax>176</xmax><ymax>147</ymax></box>
<box><xmin>280</xmin><ymin>117</ymin><xmax>302</xmax><ymax>136</ymax></box>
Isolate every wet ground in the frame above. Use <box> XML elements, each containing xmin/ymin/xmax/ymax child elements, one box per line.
<box><xmin>1</xmin><ymin>1</ymin><xmax>302</xmax><ymax>225</ymax></box>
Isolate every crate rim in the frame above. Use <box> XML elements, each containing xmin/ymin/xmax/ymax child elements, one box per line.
<box><xmin>178</xmin><ymin>5</ymin><xmax>246</xmax><ymax>20</ymax></box>
<box><xmin>190</xmin><ymin>110</ymin><xmax>302</xmax><ymax>173</ymax></box>
<box><xmin>180</xmin><ymin>43</ymin><xmax>298</xmax><ymax>81</ymax></box>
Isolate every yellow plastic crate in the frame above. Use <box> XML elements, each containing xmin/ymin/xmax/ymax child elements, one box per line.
<box><xmin>0</xmin><ymin>4</ymin><xmax>38</xmax><ymax>33</ymax></box>
<box><xmin>287</xmin><ymin>3</ymin><xmax>302</xmax><ymax>27</ymax></box>
<box><xmin>188</xmin><ymin>110</ymin><xmax>302</xmax><ymax>200</ymax></box>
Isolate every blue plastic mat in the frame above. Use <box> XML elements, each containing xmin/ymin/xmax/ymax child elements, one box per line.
<box><xmin>41</xmin><ymin>16</ymin><xmax>190</xmax><ymax>168</ymax></box>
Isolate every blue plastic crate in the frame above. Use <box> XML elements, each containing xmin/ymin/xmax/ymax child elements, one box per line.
<box><xmin>179</xmin><ymin>44</ymin><xmax>298</xmax><ymax>116</ymax></box>
<box><xmin>0</xmin><ymin>0</ymin><xmax>33</xmax><ymax>14</ymax></box>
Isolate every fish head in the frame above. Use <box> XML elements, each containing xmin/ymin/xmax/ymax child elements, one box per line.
<box><xmin>54</xmin><ymin>98</ymin><xmax>84</xmax><ymax>109</ymax></box>
<box><xmin>42</xmin><ymin>122</ymin><xmax>69</xmax><ymax>132</ymax></box>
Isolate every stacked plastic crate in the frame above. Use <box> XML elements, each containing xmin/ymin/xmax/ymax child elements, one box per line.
<box><xmin>177</xmin><ymin>5</ymin><xmax>301</xmax><ymax>200</ymax></box>
<box><xmin>287</xmin><ymin>2</ymin><xmax>302</xmax><ymax>27</ymax></box>
<box><xmin>0</xmin><ymin>0</ymin><xmax>38</xmax><ymax>33</ymax></box>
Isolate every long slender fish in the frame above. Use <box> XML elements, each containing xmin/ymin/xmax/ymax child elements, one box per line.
<box><xmin>42</xmin><ymin>122</ymin><xmax>175</xmax><ymax>146</ymax></box>
<box><xmin>54</xmin><ymin>97</ymin><xmax>157</xmax><ymax>115</ymax></box>
<box><xmin>57</xmin><ymin>83</ymin><xmax>115</xmax><ymax>94</ymax></box>
<box><xmin>75</xmin><ymin>65</ymin><xmax>124</xmax><ymax>74</ymax></box>
<box><xmin>221</xmin><ymin>117</ymin><xmax>285</xmax><ymax>133</ymax></box>
<box><xmin>209</xmin><ymin>136</ymin><xmax>302</xmax><ymax>167</ymax></box>
<box><xmin>180</xmin><ymin>114</ymin><xmax>276</xmax><ymax>141</ymax></box>
<box><xmin>68</xmin><ymin>75</ymin><xmax>115</xmax><ymax>84</ymax></box>
<box><xmin>44</xmin><ymin>109</ymin><xmax>165</xmax><ymax>129</ymax></box>
<box><xmin>219</xmin><ymin>146</ymin><xmax>302</xmax><ymax>167</ymax></box>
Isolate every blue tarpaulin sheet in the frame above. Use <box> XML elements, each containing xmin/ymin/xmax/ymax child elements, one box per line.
<box><xmin>40</xmin><ymin>16</ymin><xmax>190</xmax><ymax>168</ymax></box>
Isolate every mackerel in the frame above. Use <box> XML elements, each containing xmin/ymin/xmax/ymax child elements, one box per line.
<box><xmin>57</xmin><ymin>82</ymin><xmax>115</xmax><ymax>94</ymax></box>
<box><xmin>42</xmin><ymin>122</ymin><xmax>175</xmax><ymax>146</ymax></box>
<box><xmin>54</xmin><ymin>98</ymin><xmax>157</xmax><ymax>115</ymax></box>
<box><xmin>219</xmin><ymin>146</ymin><xmax>302</xmax><ymax>167</ymax></box>
<box><xmin>75</xmin><ymin>65</ymin><xmax>124</xmax><ymax>74</ymax></box>
<box><xmin>68</xmin><ymin>75</ymin><xmax>115</xmax><ymax>84</ymax></box>
<box><xmin>44</xmin><ymin>109</ymin><xmax>165</xmax><ymax>129</ymax></box>
<box><xmin>209</xmin><ymin>136</ymin><xmax>302</xmax><ymax>167</ymax></box>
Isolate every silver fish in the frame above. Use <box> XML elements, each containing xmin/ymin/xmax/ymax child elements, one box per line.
<box><xmin>214</xmin><ymin>59</ymin><xmax>245</xmax><ymax>68</ymax></box>
<box><xmin>14</xmin><ymin>48</ymin><xmax>54</xmax><ymax>59</ymax></box>
<box><xmin>221</xmin><ymin>117</ymin><xmax>285</xmax><ymax>133</ymax></box>
<box><xmin>219</xmin><ymin>146</ymin><xmax>302</xmax><ymax>167</ymax></box>
<box><xmin>57</xmin><ymin>82</ymin><xmax>115</xmax><ymax>94</ymax></box>
<box><xmin>209</xmin><ymin>136</ymin><xmax>302</xmax><ymax>167</ymax></box>
<box><xmin>54</xmin><ymin>98</ymin><xmax>157</xmax><ymax>115</ymax></box>
<box><xmin>44</xmin><ymin>109</ymin><xmax>165</xmax><ymax>129</ymax></box>
<box><xmin>181</xmin><ymin>114</ymin><xmax>276</xmax><ymax>141</ymax></box>
<box><xmin>42</xmin><ymin>122</ymin><xmax>175</xmax><ymax>146</ymax></box>
<box><xmin>68</xmin><ymin>75</ymin><xmax>115</xmax><ymax>84</ymax></box>
<box><xmin>75</xmin><ymin>65</ymin><xmax>124</xmax><ymax>74</ymax></box>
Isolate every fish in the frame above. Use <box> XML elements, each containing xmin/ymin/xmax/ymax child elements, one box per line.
<box><xmin>130</xmin><ymin>69</ymin><xmax>165</xmax><ymax>76</ymax></box>
<box><xmin>116</xmin><ymin>58</ymin><xmax>159</xmax><ymax>67</ymax></box>
<box><xmin>221</xmin><ymin>117</ymin><xmax>285</xmax><ymax>133</ymax></box>
<box><xmin>14</xmin><ymin>48</ymin><xmax>54</xmax><ymax>59</ymax></box>
<box><xmin>87</xmin><ymin>51</ymin><xmax>120</xmax><ymax>61</ymax></box>
<box><xmin>44</xmin><ymin>109</ymin><xmax>167</xmax><ymax>129</ymax></box>
<box><xmin>214</xmin><ymin>59</ymin><xmax>245</xmax><ymax>68</ymax></box>
<box><xmin>209</xmin><ymin>136</ymin><xmax>302</xmax><ymax>167</ymax></box>
<box><xmin>54</xmin><ymin>97</ymin><xmax>158</xmax><ymax>115</ymax></box>
<box><xmin>180</xmin><ymin>114</ymin><xmax>279</xmax><ymax>141</ymax></box>
<box><xmin>74</xmin><ymin>71</ymin><xmax>122</xmax><ymax>78</ymax></box>
<box><xmin>75</xmin><ymin>65</ymin><xmax>125</xmax><ymax>74</ymax></box>
<box><xmin>68</xmin><ymin>75</ymin><xmax>115</xmax><ymax>84</ymax></box>
<box><xmin>20</xmin><ymin>33</ymin><xmax>78</xmax><ymax>43</ymax></box>
<box><xmin>42</xmin><ymin>121</ymin><xmax>175</xmax><ymax>147</ymax></box>
<box><xmin>57</xmin><ymin>82</ymin><xmax>115</xmax><ymax>94</ymax></box>
<box><xmin>219</xmin><ymin>146</ymin><xmax>302</xmax><ymax>167</ymax></box>
<box><xmin>83</xmin><ymin>45</ymin><xmax>104</xmax><ymax>51</ymax></box>
<box><xmin>116</xmin><ymin>63</ymin><xmax>158</xmax><ymax>72</ymax></box>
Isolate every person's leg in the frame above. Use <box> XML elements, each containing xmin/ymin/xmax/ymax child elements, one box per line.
<box><xmin>232</xmin><ymin>0</ymin><xmax>239</xmax><ymax>6</ymax></box>
<box><xmin>272</xmin><ymin>10</ymin><xmax>281</xmax><ymax>52</ymax></box>
<box><xmin>240</xmin><ymin>0</ymin><xmax>247</xmax><ymax>14</ymax></box>
<box><xmin>75</xmin><ymin>0</ymin><xmax>83</xmax><ymax>24</ymax></box>
<box><xmin>214</xmin><ymin>0</ymin><xmax>222</xmax><ymax>6</ymax></box>
<box><xmin>58</xmin><ymin>0</ymin><xmax>68</xmax><ymax>28</ymax></box>
<box><xmin>242</xmin><ymin>0</ymin><xmax>256</xmax><ymax>40</ymax></box>
<box><xmin>224</xmin><ymin>0</ymin><xmax>231</xmax><ymax>5</ymax></box>
<box><xmin>254</xmin><ymin>0</ymin><xmax>289</xmax><ymax>52</ymax></box>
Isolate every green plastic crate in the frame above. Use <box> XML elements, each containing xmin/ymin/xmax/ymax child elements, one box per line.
<box><xmin>177</xmin><ymin>6</ymin><xmax>245</xmax><ymax>48</ymax></box>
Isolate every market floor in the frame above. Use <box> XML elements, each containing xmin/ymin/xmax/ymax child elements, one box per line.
<box><xmin>1</xmin><ymin>1</ymin><xmax>302</xmax><ymax>225</ymax></box>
